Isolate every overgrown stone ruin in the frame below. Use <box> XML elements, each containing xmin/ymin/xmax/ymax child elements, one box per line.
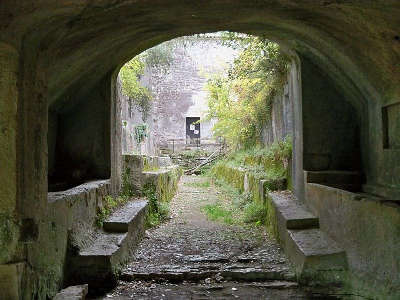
<box><xmin>118</xmin><ymin>36</ymin><xmax>235</xmax><ymax>158</ymax></box>
<box><xmin>0</xmin><ymin>1</ymin><xmax>399</xmax><ymax>299</ymax></box>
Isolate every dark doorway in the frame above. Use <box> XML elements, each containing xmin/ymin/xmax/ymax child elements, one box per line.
<box><xmin>186</xmin><ymin>117</ymin><xmax>200</xmax><ymax>145</ymax></box>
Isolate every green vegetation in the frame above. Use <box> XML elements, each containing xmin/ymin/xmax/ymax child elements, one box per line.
<box><xmin>96</xmin><ymin>195</ymin><xmax>129</xmax><ymax>228</ymax></box>
<box><xmin>134</xmin><ymin>124</ymin><xmax>148</xmax><ymax>144</ymax></box>
<box><xmin>204</xmin><ymin>137</ymin><xmax>292</xmax><ymax>227</ymax></box>
<box><xmin>96</xmin><ymin>165</ymin><xmax>137</xmax><ymax>228</ymax></box>
<box><xmin>185</xmin><ymin>179</ymin><xmax>211</xmax><ymax>188</ymax></box>
<box><xmin>213</xmin><ymin>137</ymin><xmax>292</xmax><ymax>185</ymax></box>
<box><xmin>201</xmin><ymin>204</ymin><xmax>234</xmax><ymax>224</ymax></box>
<box><xmin>206</xmin><ymin>33</ymin><xmax>290</xmax><ymax>148</ymax></box>
<box><xmin>242</xmin><ymin>202</ymin><xmax>267</xmax><ymax>225</ymax></box>
<box><xmin>121</xmin><ymin>167</ymin><xmax>135</xmax><ymax>197</ymax></box>
<box><xmin>142</xmin><ymin>156</ymin><xmax>160</xmax><ymax>172</ymax></box>
<box><xmin>120</xmin><ymin>57</ymin><xmax>152</xmax><ymax>120</ymax></box>
<box><xmin>201</xmin><ymin>178</ymin><xmax>267</xmax><ymax>226</ymax></box>
<box><xmin>178</xmin><ymin>149</ymin><xmax>211</xmax><ymax>159</ymax></box>
<box><xmin>143</xmin><ymin>183</ymin><xmax>170</xmax><ymax>227</ymax></box>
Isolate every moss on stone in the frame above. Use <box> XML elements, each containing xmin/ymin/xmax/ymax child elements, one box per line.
<box><xmin>121</xmin><ymin>167</ymin><xmax>134</xmax><ymax>197</ymax></box>
<box><xmin>142</xmin><ymin>156</ymin><xmax>159</xmax><ymax>172</ymax></box>
<box><xmin>155</xmin><ymin>167</ymin><xmax>182</xmax><ymax>203</ymax></box>
<box><xmin>264</xmin><ymin>194</ymin><xmax>279</xmax><ymax>240</ymax></box>
<box><xmin>0</xmin><ymin>214</ymin><xmax>19</xmax><ymax>263</ymax></box>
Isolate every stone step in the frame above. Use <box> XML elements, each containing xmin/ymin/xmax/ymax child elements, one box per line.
<box><xmin>67</xmin><ymin>200</ymin><xmax>148</xmax><ymax>292</ymax></box>
<box><xmin>285</xmin><ymin>229</ymin><xmax>347</xmax><ymax>282</ymax></box>
<box><xmin>53</xmin><ymin>284</ymin><xmax>88</xmax><ymax>300</ymax></box>
<box><xmin>305</xmin><ymin>170</ymin><xmax>362</xmax><ymax>185</ymax></box>
<box><xmin>103</xmin><ymin>199</ymin><xmax>148</xmax><ymax>233</ymax></box>
<box><xmin>221</xmin><ymin>267</ymin><xmax>295</xmax><ymax>282</ymax></box>
<box><xmin>270</xmin><ymin>192</ymin><xmax>319</xmax><ymax>230</ymax></box>
<box><xmin>121</xmin><ymin>264</ymin><xmax>295</xmax><ymax>283</ymax></box>
<box><xmin>266</xmin><ymin>191</ymin><xmax>348</xmax><ymax>285</ymax></box>
<box><xmin>79</xmin><ymin>231</ymin><xmax>128</xmax><ymax>257</ymax></box>
<box><xmin>322</xmin><ymin>183</ymin><xmax>361</xmax><ymax>193</ymax></box>
<box><xmin>69</xmin><ymin>232</ymin><xmax>129</xmax><ymax>289</ymax></box>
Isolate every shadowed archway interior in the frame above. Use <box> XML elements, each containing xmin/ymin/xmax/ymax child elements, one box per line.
<box><xmin>0</xmin><ymin>1</ymin><xmax>399</xmax><ymax>298</ymax></box>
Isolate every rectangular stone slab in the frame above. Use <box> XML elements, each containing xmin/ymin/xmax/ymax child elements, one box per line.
<box><xmin>80</xmin><ymin>232</ymin><xmax>127</xmax><ymax>257</ymax></box>
<box><xmin>53</xmin><ymin>284</ymin><xmax>88</xmax><ymax>300</ymax></box>
<box><xmin>321</xmin><ymin>183</ymin><xmax>361</xmax><ymax>193</ymax></box>
<box><xmin>103</xmin><ymin>199</ymin><xmax>148</xmax><ymax>233</ymax></box>
<box><xmin>0</xmin><ymin>262</ymin><xmax>25</xmax><ymax>300</ymax></box>
<box><xmin>286</xmin><ymin>229</ymin><xmax>347</xmax><ymax>277</ymax></box>
<box><xmin>305</xmin><ymin>170</ymin><xmax>361</xmax><ymax>184</ymax></box>
<box><xmin>270</xmin><ymin>192</ymin><xmax>319</xmax><ymax>230</ymax></box>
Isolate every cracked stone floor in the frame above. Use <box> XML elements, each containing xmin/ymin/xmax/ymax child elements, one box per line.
<box><xmin>93</xmin><ymin>175</ymin><xmax>348</xmax><ymax>299</ymax></box>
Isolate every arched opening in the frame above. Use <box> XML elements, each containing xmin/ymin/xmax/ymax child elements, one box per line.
<box><xmin>47</xmin><ymin>28</ymin><xmax>370</xmax><ymax>296</ymax></box>
<box><xmin>46</xmin><ymin>28</ymin><xmax>370</xmax><ymax>297</ymax></box>
<box><xmin>0</xmin><ymin>2</ymin><xmax>399</xmax><ymax>299</ymax></box>
<box><xmin>45</xmin><ymin>31</ymin><xmax>367</xmax><ymax>295</ymax></box>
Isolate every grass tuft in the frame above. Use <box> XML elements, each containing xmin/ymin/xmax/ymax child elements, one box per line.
<box><xmin>243</xmin><ymin>202</ymin><xmax>267</xmax><ymax>225</ymax></box>
<box><xmin>185</xmin><ymin>180</ymin><xmax>211</xmax><ymax>188</ymax></box>
<box><xmin>201</xmin><ymin>204</ymin><xmax>234</xmax><ymax>225</ymax></box>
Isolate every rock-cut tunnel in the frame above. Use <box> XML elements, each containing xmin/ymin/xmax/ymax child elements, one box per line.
<box><xmin>0</xmin><ymin>1</ymin><xmax>399</xmax><ymax>299</ymax></box>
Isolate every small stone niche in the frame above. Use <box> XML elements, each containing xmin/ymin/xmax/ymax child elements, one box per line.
<box><xmin>382</xmin><ymin>102</ymin><xmax>400</xmax><ymax>149</ymax></box>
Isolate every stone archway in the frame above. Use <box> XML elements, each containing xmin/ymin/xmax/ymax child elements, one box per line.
<box><xmin>0</xmin><ymin>1</ymin><xmax>399</xmax><ymax>298</ymax></box>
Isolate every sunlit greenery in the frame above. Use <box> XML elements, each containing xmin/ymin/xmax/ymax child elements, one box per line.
<box><xmin>96</xmin><ymin>195</ymin><xmax>129</xmax><ymax>228</ymax></box>
<box><xmin>201</xmin><ymin>204</ymin><xmax>234</xmax><ymax>225</ymax></box>
<box><xmin>119</xmin><ymin>57</ymin><xmax>152</xmax><ymax>119</ymax></box>
<box><xmin>201</xmin><ymin>178</ymin><xmax>267</xmax><ymax>226</ymax></box>
<box><xmin>143</xmin><ymin>183</ymin><xmax>170</xmax><ymax>228</ymax></box>
<box><xmin>206</xmin><ymin>33</ymin><xmax>290</xmax><ymax>148</ymax></box>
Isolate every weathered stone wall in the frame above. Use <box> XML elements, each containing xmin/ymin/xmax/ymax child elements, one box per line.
<box><xmin>141</xmin><ymin>39</ymin><xmax>236</xmax><ymax>146</ymax></box>
<box><xmin>48</xmin><ymin>76</ymin><xmax>111</xmax><ymax>189</ymax></box>
<box><xmin>121</xmin><ymin>154</ymin><xmax>182</xmax><ymax>202</ymax></box>
<box><xmin>44</xmin><ymin>181</ymin><xmax>111</xmax><ymax>297</ymax></box>
<box><xmin>301</xmin><ymin>57</ymin><xmax>362</xmax><ymax>173</ymax></box>
<box><xmin>0</xmin><ymin>42</ymin><xmax>23</xmax><ymax>300</ymax></box>
<box><xmin>111</xmin><ymin>72</ymin><xmax>123</xmax><ymax>195</ymax></box>
<box><xmin>305</xmin><ymin>183</ymin><xmax>400</xmax><ymax>298</ymax></box>
<box><xmin>117</xmin><ymin>77</ymin><xmax>157</xmax><ymax>156</ymax></box>
<box><xmin>0</xmin><ymin>1</ymin><xmax>399</xmax><ymax>298</ymax></box>
<box><xmin>261</xmin><ymin>83</ymin><xmax>294</xmax><ymax>147</ymax></box>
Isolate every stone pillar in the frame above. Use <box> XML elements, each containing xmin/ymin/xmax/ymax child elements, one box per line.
<box><xmin>0</xmin><ymin>42</ymin><xmax>24</xmax><ymax>298</ymax></box>
<box><xmin>290</xmin><ymin>58</ymin><xmax>304</xmax><ymax>201</ymax></box>
<box><xmin>111</xmin><ymin>71</ymin><xmax>122</xmax><ymax>195</ymax></box>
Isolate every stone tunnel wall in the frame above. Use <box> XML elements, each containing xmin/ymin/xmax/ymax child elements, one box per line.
<box><xmin>0</xmin><ymin>1</ymin><xmax>400</xmax><ymax>299</ymax></box>
<box><xmin>117</xmin><ymin>76</ymin><xmax>157</xmax><ymax>157</ymax></box>
<box><xmin>48</xmin><ymin>76</ymin><xmax>112</xmax><ymax>191</ymax></box>
<box><xmin>305</xmin><ymin>183</ymin><xmax>400</xmax><ymax>298</ymax></box>
<box><xmin>301</xmin><ymin>57</ymin><xmax>362</xmax><ymax>173</ymax></box>
<box><xmin>260</xmin><ymin>83</ymin><xmax>294</xmax><ymax>147</ymax></box>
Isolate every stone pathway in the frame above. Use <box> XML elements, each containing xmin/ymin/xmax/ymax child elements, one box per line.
<box><xmin>94</xmin><ymin>175</ymin><xmax>346</xmax><ymax>299</ymax></box>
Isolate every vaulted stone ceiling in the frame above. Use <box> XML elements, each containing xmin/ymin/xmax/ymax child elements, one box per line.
<box><xmin>1</xmin><ymin>0</ymin><xmax>399</xmax><ymax>107</ymax></box>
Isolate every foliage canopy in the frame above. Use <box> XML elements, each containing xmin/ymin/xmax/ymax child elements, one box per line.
<box><xmin>206</xmin><ymin>33</ymin><xmax>290</xmax><ymax>148</ymax></box>
<box><xmin>119</xmin><ymin>57</ymin><xmax>152</xmax><ymax>120</ymax></box>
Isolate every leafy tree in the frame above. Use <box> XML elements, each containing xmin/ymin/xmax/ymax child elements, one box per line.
<box><xmin>206</xmin><ymin>34</ymin><xmax>290</xmax><ymax>148</ymax></box>
<box><xmin>119</xmin><ymin>56</ymin><xmax>152</xmax><ymax>120</ymax></box>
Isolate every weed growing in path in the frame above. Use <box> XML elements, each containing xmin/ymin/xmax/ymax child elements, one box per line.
<box><xmin>201</xmin><ymin>204</ymin><xmax>234</xmax><ymax>225</ymax></box>
<box><xmin>185</xmin><ymin>180</ymin><xmax>211</xmax><ymax>188</ymax></box>
<box><xmin>243</xmin><ymin>202</ymin><xmax>267</xmax><ymax>225</ymax></box>
<box><xmin>202</xmin><ymin>177</ymin><xmax>267</xmax><ymax>226</ymax></box>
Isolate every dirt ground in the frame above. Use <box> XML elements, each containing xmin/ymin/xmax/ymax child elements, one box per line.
<box><xmin>94</xmin><ymin>175</ymin><xmax>349</xmax><ymax>299</ymax></box>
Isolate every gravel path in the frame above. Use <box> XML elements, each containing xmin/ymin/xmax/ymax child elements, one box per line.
<box><xmin>96</xmin><ymin>175</ymin><xmax>343</xmax><ymax>299</ymax></box>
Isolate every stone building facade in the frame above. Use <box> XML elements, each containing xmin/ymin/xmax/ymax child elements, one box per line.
<box><xmin>119</xmin><ymin>38</ymin><xmax>237</xmax><ymax>155</ymax></box>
